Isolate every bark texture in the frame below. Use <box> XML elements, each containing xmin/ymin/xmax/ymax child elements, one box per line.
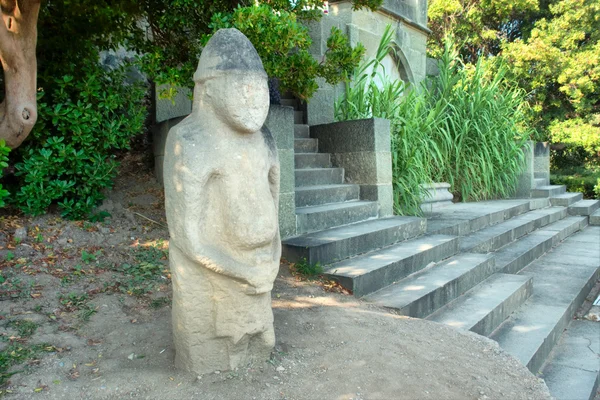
<box><xmin>0</xmin><ymin>0</ymin><xmax>40</xmax><ymax>149</ymax></box>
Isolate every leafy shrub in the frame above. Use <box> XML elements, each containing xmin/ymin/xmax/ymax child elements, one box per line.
<box><xmin>10</xmin><ymin>63</ymin><xmax>146</xmax><ymax>219</ymax></box>
<box><xmin>0</xmin><ymin>140</ymin><xmax>9</xmax><ymax>207</ymax></box>
<box><xmin>336</xmin><ymin>28</ymin><xmax>531</xmax><ymax>214</ymax></box>
<box><xmin>551</xmin><ymin>167</ymin><xmax>600</xmax><ymax>199</ymax></box>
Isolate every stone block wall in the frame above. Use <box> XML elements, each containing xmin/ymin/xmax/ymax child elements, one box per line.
<box><xmin>534</xmin><ymin>142</ymin><xmax>550</xmax><ymax>184</ymax></box>
<box><xmin>310</xmin><ymin>118</ymin><xmax>394</xmax><ymax>217</ymax></box>
<box><xmin>514</xmin><ymin>141</ymin><xmax>551</xmax><ymax>198</ymax></box>
<box><xmin>306</xmin><ymin>0</ymin><xmax>429</xmax><ymax>125</ymax></box>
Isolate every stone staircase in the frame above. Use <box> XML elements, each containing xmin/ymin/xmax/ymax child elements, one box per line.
<box><xmin>280</xmin><ymin>98</ymin><xmax>600</xmax><ymax>400</ymax></box>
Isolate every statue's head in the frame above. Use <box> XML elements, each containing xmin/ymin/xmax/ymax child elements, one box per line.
<box><xmin>193</xmin><ymin>29</ymin><xmax>269</xmax><ymax>134</ymax></box>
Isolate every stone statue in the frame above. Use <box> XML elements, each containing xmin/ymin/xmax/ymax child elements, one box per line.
<box><xmin>163</xmin><ymin>28</ymin><xmax>281</xmax><ymax>374</ymax></box>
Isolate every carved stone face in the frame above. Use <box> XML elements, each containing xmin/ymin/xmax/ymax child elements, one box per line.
<box><xmin>208</xmin><ymin>73</ymin><xmax>270</xmax><ymax>134</ymax></box>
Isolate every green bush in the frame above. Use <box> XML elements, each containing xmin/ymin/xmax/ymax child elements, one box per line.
<box><xmin>11</xmin><ymin>63</ymin><xmax>146</xmax><ymax>219</ymax></box>
<box><xmin>0</xmin><ymin>140</ymin><xmax>9</xmax><ymax>208</ymax></box>
<box><xmin>336</xmin><ymin>29</ymin><xmax>531</xmax><ymax>214</ymax></box>
<box><xmin>551</xmin><ymin>167</ymin><xmax>600</xmax><ymax>199</ymax></box>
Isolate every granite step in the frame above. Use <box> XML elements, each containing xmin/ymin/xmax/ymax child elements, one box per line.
<box><xmin>426</xmin><ymin>200</ymin><xmax>531</xmax><ymax>236</ymax></box>
<box><xmin>534</xmin><ymin>177</ymin><xmax>549</xmax><ymax>188</ymax></box>
<box><xmin>549</xmin><ymin>192</ymin><xmax>583</xmax><ymax>207</ymax></box>
<box><xmin>568</xmin><ymin>199</ymin><xmax>600</xmax><ymax>216</ymax></box>
<box><xmin>459</xmin><ymin>207</ymin><xmax>567</xmax><ymax>253</ymax></box>
<box><xmin>541</xmin><ymin>319</ymin><xmax>600</xmax><ymax>400</ymax></box>
<box><xmin>295</xmin><ymin>168</ymin><xmax>344</xmax><ymax>187</ymax></box>
<box><xmin>295</xmin><ymin>153</ymin><xmax>331</xmax><ymax>169</ymax></box>
<box><xmin>495</xmin><ymin>216</ymin><xmax>588</xmax><ymax>275</ymax></box>
<box><xmin>295</xmin><ymin>200</ymin><xmax>378</xmax><ymax>235</ymax></box>
<box><xmin>591</xmin><ymin>209</ymin><xmax>600</xmax><ymax>226</ymax></box>
<box><xmin>282</xmin><ymin>216</ymin><xmax>426</xmax><ymax>265</ymax></box>
<box><xmin>532</xmin><ymin>185</ymin><xmax>567</xmax><ymax>198</ymax></box>
<box><xmin>366</xmin><ymin>253</ymin><xmax>496</xmax><ymax>318</ymax></box>
<box><xmin>428</xmin><ymin>273</ymin><xmax>533</xmax><ymax>336</ymax></box>
<box><xmin>490</xmin><ymin>227</ymin><xmax>600</xmax><ymax>374</ymax></box>
<box><xmin>294</xmin><ymin>138</ymin><xmax>318</xmax><ymax>153</ymax></box>
<box><xmin>294</xmin><ymin>110</ymin><xmax>304</xmax><ymax>124</ymax></box>
<box><xmin>281</xmin><ymin>98</ymin><xmax>299</xmax><ymax>109</ymax></box>
<box><xmin>530</xmin><ymin>198</ymin><xmax>550</xmax><ymax>210</ymax></box>
<box><xmin>294</xmin><ymin>124</ymin><xmax>310</xmax><ymax>138</ymax></box>
<box><xmin>295</xmin><ymin>184</ymin><xmax>360</xmax><ymax>207</ymax></box>
<box><xmin>324</xmin><ymin>234</ymin><xmax>460</xmax><ymax>297</ymax></box>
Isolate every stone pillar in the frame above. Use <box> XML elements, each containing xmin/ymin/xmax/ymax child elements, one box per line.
<box><xmin>420</xmin><ymin>182</ymin><xmax>453</xmax><ymax>213</ymax></box>
<box><xmin>264</xmin><ymin>105</ymin><xmax>297</xmax><ymax>239</ymax></box>
<box><xmin>534</xmin><ymin>142</ymin><xmax>550</xmax><ymax>186</ymax></box>
<box><xmin>514</xmin><ymin>140</ymin><xmax>534</xmax><ymax>198</ymax></box>
<box><xmin>310</xmin><ymin>118</ymin><xmax>393</xmax><ymax>217</ymax></box>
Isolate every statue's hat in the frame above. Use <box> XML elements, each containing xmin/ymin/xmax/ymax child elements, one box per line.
<box><xmin>194</xmin><ymin>28</ymin><xmax>267</xmax><ymax>82</ymax></box>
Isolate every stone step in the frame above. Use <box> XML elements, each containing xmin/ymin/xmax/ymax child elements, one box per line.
<box><xmin>591</xmin><ymin>209</ymin><xmax>600</xmax><ymax>226</ymax></box>
<box><xmin>366</xmin><ymin>253</ymin><xmax>496</xmax><ymax>318</ymax></box>
<box><xmin>295</xmin><ymin>153</ymin><xmax>331</xmax><ymax>169</ymax></box>
<box><xmin>568</xmin><ymin>199</ymin><xmax>600</xmax><ymax>216</ymax></box>
<box><xmin>281</xmin><ymin>98</ymin><xmax>299</xmax><ymax>109</ymax></box>
<box><xmin>495</xmin><ymin>216</ymin><xmax>588</xmax><ymax>275</ymax></box>
<box><xmin>295</xmin><ymin>184</ymin><xmax>360</xmax><ymax>207</ymax></box>
<box><xmin>294</xmin><ymin>124</ymin><xmax>310</xmax><ymax>138</ymax></box>
<box><xmin>531</xmin><ymin>185</ymin><xmax>567</xmax><ymax>198</ymax></box>
<box><xmin>295</xmin><ymin>168</ymin><xmax>344</xmax><ymax>187</ymax></box>
<box><xmin>534</xmin><ymin>177</ymin><xmax>549</xmax><ymax>188</ymax></box>
<box><xmin>541</xmin><ymin>319</ymin><xmax>600</xmax><ymax>400</ymax></box>
<box><xmin>529</xmin><ymin>198</ymin><xmax>550</xmax><ymax>210</ymax></box>
<box><xmin>294</xmin><ymin>110</ymin><xmax>304</xmax><ymax>124</ymax></box>
<box><xmin>324</xmin><ymin>234</ymin><xmax>459</xmax><ymax>297</ymax></box>
<box><xmin>295</xmin><ymin>200</ymin><xmax>378</xmax><ymax>235</ymax></box>
<box><xmin>426</xmin><ymin>200</ymin><xmax>531</xmax><ymax>236</ymax></box>
<box><xmin>428</xmin><ymin>273</ymin><xmax>533</xmax><ymax>337</ymax></box>
<box><xmin>282</xmin><ymin>216</ymin><xmax>426</xmax><ymax>265</ymax></box>
<box><xmin>490</xmin><ymin>227</ymin><xmax>600</xmax><ymax>374</ymax></box>
<box><xmin>459</xmin><ymin>207</ymin><xmax>567</xmax><ymax>253</ymax></box>
<box><xmin>550</xmin><ymin>192</ymin><xmax>583</xmax><ymax>207</ymax></box>
<box><xmin>294</xmin><ymin>138</ymin><xmax>318</xmax><ymax>153</ymax></box>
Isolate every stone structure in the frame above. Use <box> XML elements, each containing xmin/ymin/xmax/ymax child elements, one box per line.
<box><xmin>306</xmin><ymin>0</ymin><xmax>429</xmax><ymax>125</ymax></box>
<box><xmin>310</xmin><ymin>118</ymin><xmax>394</xmax><ymax>217</ymax></box>
<box><xmin>515</xmin><ymin>141</ymin><xmax>551</xmax><ymax>198</ymax></box>
<box><xmin>420</xmin><ymin>182</ymin><xmax>453</xmax><ymax>213</ymax></box>
<box><xmin>163</xmin><ymin>29</ymin><xmax>280</xmax><ymax>374</ymax></box>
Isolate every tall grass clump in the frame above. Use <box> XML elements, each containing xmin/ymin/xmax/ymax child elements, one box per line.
<box><xmin>336</xmin><ymin>26</ymin><xmax>531</xmax><ymax>214</ymax></box>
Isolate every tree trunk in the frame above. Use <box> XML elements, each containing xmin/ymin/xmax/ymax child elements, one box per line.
<box><xmin>0</xmin><ymin>0</ymin><xmax>40</xmax><ymax>149</ymax></box>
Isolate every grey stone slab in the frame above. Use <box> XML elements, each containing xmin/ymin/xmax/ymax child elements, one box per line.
<box><xmin>367</xmin><ymin>253</ymin><xmax>496</xmax><ymax>318</ymax></box>
<box><xmin>278</xmin><ymin>149</ymin><xmax>295</xmax><ymax>194</ymax></box>
<box><xmin>330</xmin><ymin>151</ymin><xmax>392</xmax><ymax>184</ymax></box>
<box><xmin>534</xmin><ymin>178</ymin><xmax>549</xmax><ymax>188</ymax></box>
<box><xmin>306</xmin><ymin>83</ymin><xmax>334</xmax><ymax>126</ymax></box>
<box><xmin>530</xmin><ymin>198</ymin><xmax>550</xmax><ymax>210</ymax></box>
<box><xmin>295</xmin><ymin>200</ymin><xmax>378</xmax><ymax>234</ymax></box>
<box><xmin>279</xmin><ymin>192</ymin><xmax>297</xmax><ymax>240</ymax></box>
<box><xmin>295</xmin><ymin>184</ymin><xmax>360</xmax><ymax>207</ymax></box>
<box><xmin>265</xmin><ymin>105</ymin><xmax>295</xmax><ymax>150</ymax></box>
<box><xmin>294</xmin><ymin>138</ymin><xmax>318</xmax><ymax>153</ymax></box>
<box><xmin>324</xmin><ymin>234</ymin><xmax>459</xmax><ymax>297</ymax></box>
<box><xmin>294</xmin><ymin>110</ymin><xmax>304</xmax><ymax>124</ymax></box>
<box><xmin>282</xmin><ymin>216</ymin><xmax>426</xmax><ymax>265</ymax></box>
<box><xmin>569</xmin><ymin>199</ymin><xmax>600</xmax><ymax>216</ymax></box>
<box><xmin>534</xmin><ymin>142</ymin><xmax>550</xmax><ymax>157</ymax></box>
<box><xmin>155</xmin><ymin>85</ymin><xmax>192</xmax><ymax>123</ymax></box>
<box><xmin>542</xmin><ymin>319</ymin><xmax>599</xmax><ymax>377</ymax></box>
<box><xmin>295</xmin><ymin>168</ymin><xmax>344</xmax><ymax>187</ymax></box>
<box><xmin>550</xmin><ymin>192</ymin><xmax>583</xmax><ymax>207</ymax></box>
<box><xmin>295</xmin><ymin>153</ymin><xmax>331</xmax><ymax>169</ymax></box>
<box><xmin>532</xmin><ymin>185</ymin><xmax>567</xmax><ymax>198</ymax></box>
<box><xmin>294</xmin><ymin>124</ymin><xmax>310</xmax><ymax>138</ymax></box>
<box><xmin>428</xmin><ymin>273</ymin><xmax>532</xmax><ymax>337</ymax></box>
<box><xmin>360</xmin><ymin>184</ymin><xmax>394</xmax><ymax>217</ymax></box>
<box><xmin>591</xmin><ymin>209</ymin><xmax>600</xmax><ymax>226</ymax></box>
<box><xmin>311</xmin><ymin>118</ymin><xmax>391</xmax><ymax>153</ymax></box>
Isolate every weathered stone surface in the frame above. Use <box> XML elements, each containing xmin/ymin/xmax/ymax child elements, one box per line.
<box><xmin>163</xmin><ymin>29</ymin><xmax>280</xmax><ymax>374</ymax></box>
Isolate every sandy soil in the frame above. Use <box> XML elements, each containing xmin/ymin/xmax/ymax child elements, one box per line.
<box><xmin>0</xmin><ymin>154</ymin><xmax>552</xmax><ymax>400</ymax></box>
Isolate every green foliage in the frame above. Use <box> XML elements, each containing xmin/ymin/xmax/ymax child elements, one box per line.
<box><xmin>0</xmin><ymin>343</ymin><xmax>54</xmax><ymax>388</ymax></box>
<box><xmin>336</xmin><ymin>29</ymin><xmax>530</xmax><ymax>213</ymax></box>
<box><xmin>7</xmin><ymin>320</ymin><xmax>38</xmax><ymax>338</ymax></box>
<box><xmin>11</xmin><ymin>63</ymin><xmax>146</xmax><ymax>219</ymax></box>
<box><xmin>0</xmin><ymin>140</ymin><xmax>9</xmax><ymax>208</ymax></box>
<box><xmin>112</xmin><ymin>244</ymin><xmax>168</xmax><ymax>297</ymax></box>
<box><xmin>293</xmin><ymin>258</ymin><xmax>323</xmax><ymax>277</ymax></box>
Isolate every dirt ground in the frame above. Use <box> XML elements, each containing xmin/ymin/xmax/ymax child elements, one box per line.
<box><xmin>0</xmin><ymin>154</ymin><xmax>552</xmax><ymax>399</ymax></box>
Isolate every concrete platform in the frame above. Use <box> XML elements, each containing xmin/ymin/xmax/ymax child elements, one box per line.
<box><xmin>490</xmin><ymin>227</ymin><xmax>600</xmax><ymax>374</ymax></box>
<box><xmin>541</xmin><ymin>319</ymin><xmax>600</xmax><ymax>400</ymax></box>
<box><xmin>550</xmin><ymin>192</ymin><xmax>583</xmax><ymax>207</ymax></box>
<box><xmin>568</xmin><ymin>199</ymin><xmax>600</xmax><ymax>216</ymax></box>
<box><xmin>295</xmin><ymin>200</ymin><xmax>378</xmax><ymax>234</ymax></box>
